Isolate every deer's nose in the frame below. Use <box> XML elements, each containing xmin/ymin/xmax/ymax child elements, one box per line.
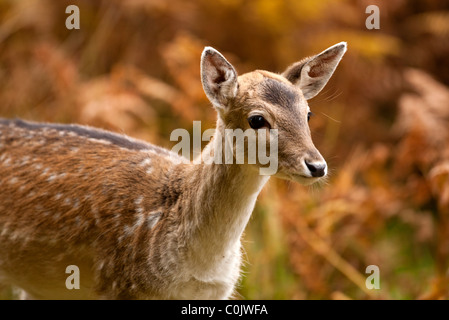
<box><xmin>304</xmin><ymin>160</ymin><xmax>327</xmax><ymax>178</ymax></box>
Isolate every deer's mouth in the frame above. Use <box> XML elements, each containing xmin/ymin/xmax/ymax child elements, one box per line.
<box><xmin>288</xmin><ymin>173</ymin><xmax>324</xmax><ymax>186</ymax></box>
<box><xmin>272</xmin><ymin>170</ymin><xmax>323</xmax><ymax>186</ymax></box>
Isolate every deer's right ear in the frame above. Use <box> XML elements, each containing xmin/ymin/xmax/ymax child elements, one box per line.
<box><xmin>201</xmin><ymin>47</ymin><xmax>238</xmax><ymax>109</ymax></box>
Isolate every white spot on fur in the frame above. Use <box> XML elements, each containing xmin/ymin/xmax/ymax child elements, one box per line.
<box><xmin>1</xmin><ymin>223</ymin><xmax>10</xmax><ymax>237</ymax></box>
<box><xmin>97</xmin><ymin>261</ymin><xmax>106</xmax><ymax>274</ymax></box>
<box><xmin>48</xmin><ymin>172</ymin><xmax>67</xmax><ymax>182</ymax></box>
<box><xmin>20</xmin><ymin>156</ymin><xmax>30</xmax><ymax>166</ymax></box>
<box><xmin>122</xmin><ymin>225</ymin><xmax>134</xmax><ymax>237</ymax></box>
<box><xmin>140</xmin><ymin>149</ymin><xmax>157</xmax><ymax>155</ymax></box>
<box><xmin>91</xmin><ymin>204</ymin><xmax>100</xmax><ymax>225</ymax></box>
<box><xmin>134</xmin><ymin>214</ymin><xmax>145</xmax><ymax>229</ymax></box>
<box><xmin>134</xmin><ymin>196</ymin><xmax>144</xmax><ymax>215</ymax></box>
<box><xmin>1</xmin><ymin>156</ymin><xmax>11</xmax><ymax>166</ymax></box>
<box><xmin>8</xmin><ymin>177</ymin><xmax>18</xmax><ymax>185</ymax></box>
<box><xmin>91</xmin><ymin>204</ymin><xmax>98</xmax><ymax>215</ymax></box>
<box><xmin>135</xmin><ymin>196</ymin><xmax>143</xmax><ymax>205</ymax></box>
<box><xmin>73</xmin><ymin>198</ymin><xmax>80</xmax><ymax>209</ymax></box>
<box><xmin>147</xmin><ymin>211</ymin><xmax>161</xmax><ymax>229</ymax></box>
<box><xmin>9</xmin><ymin>232</ymin><xmax>19</xmax><ymax>242</ymax></box>
<box><xmin>89</xmin><ymin>138</ymin><xmax>111</xmax><ymax>145</ymax></box>
<box><xmin>139</xmin><ymin>158</ymin><xmax>151</xmax><ymax>167</ymax></box>
<box><xmin>47</xmin><ymin>174</ymin><xmax>57</xmax><ymax>182</ymax></box>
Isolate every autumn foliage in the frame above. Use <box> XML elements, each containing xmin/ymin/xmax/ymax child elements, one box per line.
<box><xmin>0</xmin><ymin>0</ymin><xmax>449</xmax><ymax>299</ymax></box>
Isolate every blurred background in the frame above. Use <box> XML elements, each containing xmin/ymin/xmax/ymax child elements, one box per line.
<box><xmin>1</xmin><ymin>0</ymin><xmax>449</xmax><ymax>299</ymax></box>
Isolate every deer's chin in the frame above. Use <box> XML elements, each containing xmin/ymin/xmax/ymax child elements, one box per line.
<box><xmin>276</xmin><ymin>172</ymin><xmax>324</xmax><ymax>186</ymax></box>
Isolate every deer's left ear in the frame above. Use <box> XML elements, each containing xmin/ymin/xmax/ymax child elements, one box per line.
<box><xmin>282</xmin><ymin>42</ymin><xmax>347</xmax><ymax>100</ymax></box>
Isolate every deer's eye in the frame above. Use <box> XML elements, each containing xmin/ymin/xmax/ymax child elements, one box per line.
<box><xmin>248</xmin><ymin>115</ymin><xmax>269</xmax><ymax>129</ymax></box>
<box><xmin>307</xmin><ymin>112</ymin><xmax>314</xmax><ymax>122</ymax></box>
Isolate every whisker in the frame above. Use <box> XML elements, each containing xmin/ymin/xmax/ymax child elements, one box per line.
<box><xmin>323</xmin><ymin>89</ymin><xmax>343</xmax><ymax>102</ymax></box>
<box><xmin>320</xmin><ymin>112</ymin><xmax>341</xmax><ymax>123</ymax></box>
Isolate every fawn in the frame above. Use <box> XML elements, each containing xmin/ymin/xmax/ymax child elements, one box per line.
<box><xmin>0</xmin><ymin>43</ymin><xmax>346</xmax><ymax>299</ymax></box>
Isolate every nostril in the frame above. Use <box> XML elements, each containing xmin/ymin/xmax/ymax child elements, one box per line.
<box><xmin>305</xmin><ymin>161</ymin><xmax>326</xmax><ymax>178</ymax></box>
<box><xmin>306</xmin><ymin>162</ymin><xmax>317</xmax><ymax>173</ymax></box>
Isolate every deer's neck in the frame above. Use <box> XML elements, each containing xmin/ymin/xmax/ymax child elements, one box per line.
<box><xmin>179</xmin><ymin>123</ymin><xmax>269</xmax><ymax>272</ymax></box>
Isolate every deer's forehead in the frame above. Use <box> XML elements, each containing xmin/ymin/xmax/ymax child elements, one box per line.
<box><xmin>238</xmin><ymin>71</ymin><xmax>306</xmax><ymax>112</ymax></box>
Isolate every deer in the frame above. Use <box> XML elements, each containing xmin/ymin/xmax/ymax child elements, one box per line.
<box><xmin>0</xmin><ymin>42</ymin><xmax>346</xmax><ymax>299</ymax></box>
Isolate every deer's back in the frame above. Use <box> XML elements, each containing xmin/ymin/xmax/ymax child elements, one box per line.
<box><xmin>0</xmin><ymin>119</ymin><xmax>184</xmax><ymax>298</ymax></box>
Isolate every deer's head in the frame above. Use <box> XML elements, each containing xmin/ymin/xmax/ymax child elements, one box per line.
<box><xmin>201</xmin><ymin>43</ymin><xmax>347</xmax><ymax>185</ymax></box>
